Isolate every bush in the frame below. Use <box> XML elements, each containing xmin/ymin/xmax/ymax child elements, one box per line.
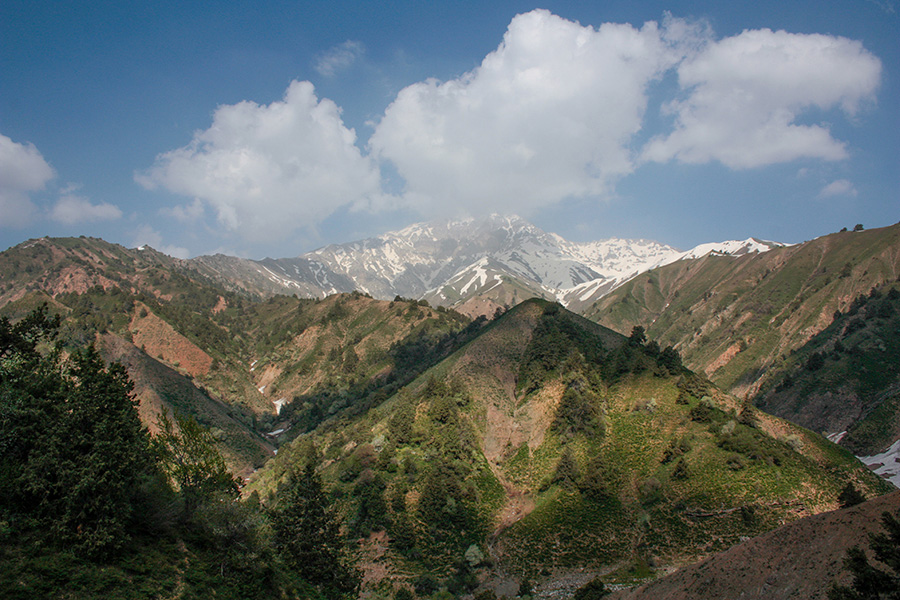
<box><xmin>573</xmin><ymin>577</ymin><xmax>610</xmax><ymax>600</ymax></box>
<box><xmin>672</xmin><ymin>459</ymin><xmax>690</xmax><ymax>480</ymax></box>
<box><xmin>395</xmin><ymin>588</ymin><xmax>414</xmax><ymax>600</ymax></box>
<box><xmin>837</xmin><ymin>483</ymin><xmax>866</xmax><ymax>508</ymax></box>
<box><xmin>689</xmin><ymin>397</ymin><xmax>717</xmax><ymax>423</ymax></box>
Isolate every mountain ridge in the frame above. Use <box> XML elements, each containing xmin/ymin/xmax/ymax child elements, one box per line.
<box><xmin>586</xmin><ymin>222</ymin><xmax>900</xmax><ymax>456</ymax></box>
<box><xmin>178</xmin><ymin>215</ymin><xmax>786</xmax><ymax>312</ymax></box>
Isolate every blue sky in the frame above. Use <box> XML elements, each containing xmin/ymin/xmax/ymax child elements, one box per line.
<box><xmin>1</xmin><ymin>0</ymin><xmax>897</xmax><ymax>259</ymax></box>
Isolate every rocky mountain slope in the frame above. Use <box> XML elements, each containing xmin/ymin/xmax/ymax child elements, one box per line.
<box><xmin>1</xmin><ymin>230</ymin><xmax>896</xmax><ymax>597</ymax></box>
<box><xmin>752</xmin><ymin>284</ymin><xmax>900</xmax><ymax>456</ymax></box>
<box><xmin>250</xmin><ymin>298</ymin><xmax>890</xmax><ymax>588</ymax></box>
<box><xmin>586</xmin><ymin>223</ymin><xmax>900</xmax><ymax>403</ymax></box>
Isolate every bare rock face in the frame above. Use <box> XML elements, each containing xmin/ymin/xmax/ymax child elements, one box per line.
<box><xmin>611</xmin><ymin>491</ymin><xmax>900</xmax><ymax>600</ymax></box>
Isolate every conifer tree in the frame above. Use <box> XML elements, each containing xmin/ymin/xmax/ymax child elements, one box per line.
<box><xmin>0</xmin><ymin>306</ymin><xmax>156</xmax><ymax>558</ymax></box>
<box><xmin>269</xmin><ymin>461</ymin><xmax>360</xmax><ymax>599</ymax></box>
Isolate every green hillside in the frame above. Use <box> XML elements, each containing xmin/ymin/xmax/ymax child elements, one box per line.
<box><xmin>754</xmin><ymin>284</ymin><xmax>900</xmax><ymax>455</ymax></box>
<box><xmin>252</xmin><ymin>299</ymin><xmax>890</xmax><ymax>591</ymax></box>
<box><xmin>0</xmin><ymin>238</ymin><xmax>477</xmax><ymax>476</ymax></box>
<box><xmin>1</xmin><ymin>234</ymin><xmax>897</xmax><ymax>598</ymax></box>
<box><xmin>585</xmin><ymin>224</ymin><xmax>900</xmax><ymax>401</ymax></box>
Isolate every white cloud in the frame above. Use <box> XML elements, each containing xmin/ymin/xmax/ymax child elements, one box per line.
<box><xmin>131</xmin><ymin>224</ymin><xmax>190</xmax><ymax>259</ymax></box>
<box><xmin>49</xmin><ymin>193</ymin><xmax>122</xmax><ymax>225</ymax></box>
<box><xmin>161</xmin><ymin>198</ymin><xmax>205</xmax><ymax>222</ymax></box>
<box><xmin>819</xmin><ymin>179</ymin><xmax>858</xmax><ymax>198</ymax></box>
<box><xmin>0</xmin><ymin>133</ymin><xmax>55</xmax><ymax>228</ymax></box>
<box><xmin>369</xmin><ymin>9</ymin><xmax>688</xmax><ymax>218</ymax></box>
<box><xmin>642</xmin><ymin>28</ymin><xmax>881</xmax><ymax>168</ymax></box>
<box><xmin>314</xmin><ymin>40</ymin><xmax>365</xmax><ymax>77</ymax></box>
<box><xmin>137</xmin><ymin>80</ymin><xmax>382</xmax><ymax>243</ymax></box>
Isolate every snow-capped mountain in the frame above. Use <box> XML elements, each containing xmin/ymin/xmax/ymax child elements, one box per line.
<box><xmin>192</xmin><ymin>215</ymin><xmax>785</xmax><ymax>311</ymax></box>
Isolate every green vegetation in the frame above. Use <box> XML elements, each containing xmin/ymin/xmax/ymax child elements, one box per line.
<box><xmin>270</xmin><ymin>461</ymin><xmax>361</xmax><ymax>599</ymax></box>
<box><xmin>574</xmin><ymin>577</ymin><xmax>611</xmax><ymax>600</ymax></box>
<box><xmin>2</xmin><ymin>235</ymin><xmax>898</xmax><ymax>597</ymax></box>
<box><xmin>754</xmin><ymin>282</ymin><xmax>900</xmax><ymax>454</ymax></box>
<box><xmin>0</xmin><ymin>306</ymin><xmax>353</xmax><ymax>599</ymax></box>
<box><xmin>247</xmin><ymin>298</ymin><xmax>886</xmax><ymax>591</ymax></box>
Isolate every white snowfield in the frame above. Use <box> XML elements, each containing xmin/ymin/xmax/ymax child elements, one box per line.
<box><xmin>250</xmin><ymin>215</ymin><xmax>786</xmax><ymax>308</ymax></box>
<box><xmin>858</xmin><ymin>439</ymin><xmax>900</xmax><ymax>489</ymax></box>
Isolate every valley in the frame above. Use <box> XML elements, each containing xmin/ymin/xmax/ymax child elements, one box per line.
<box><xmin>0</xmin><ymin>217</ymin><xmax>898</xmax><ymax>599</ymax></box>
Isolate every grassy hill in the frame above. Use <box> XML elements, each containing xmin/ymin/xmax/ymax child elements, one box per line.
<box><xmin>250</xmin><ymin>299</ymin><xmax>890</xmax><ymax>592</ymax></box>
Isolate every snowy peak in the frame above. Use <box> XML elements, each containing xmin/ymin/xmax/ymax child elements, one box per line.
<box><xmin>193</xmin><ymin>215</ymin><xmax>785</xmax><ymax>311</ymax></box>
<box><xmin>677</xmin><ymin>238</ymin><xmax>788</xmax><ymax>261</ymax></box>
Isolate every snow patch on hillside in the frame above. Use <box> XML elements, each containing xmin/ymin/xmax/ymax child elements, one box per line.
<box><xmin>858</xmin><ymin>439</ymin><xmax>900</xmax><ymax>489</ymax></box>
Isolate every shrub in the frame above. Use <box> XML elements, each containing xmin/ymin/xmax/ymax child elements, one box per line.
<box><xmin>689</xmin><ymin>397</ymin><xmax>717</xmax><ymax>423</ymax></box>
<box><xmin>573</xmin><ymin>577</ymin><xmax>610</xmax><ymax>600</ymax></box>
<box><xmin>837</xmin><ymin>482</ymin><xmax>866</xmax><ymax>508</ymax></box>
<box><xmin>661</xmin><ymin>437</ymin><xmax>691</xmax><ymax>464</ymax></box>
<box><xmin>395</xmin><ymin>588</ymin><xmax>414</xmax><ymax>600</ymax></box>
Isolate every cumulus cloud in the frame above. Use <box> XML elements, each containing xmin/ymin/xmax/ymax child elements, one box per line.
<box><xmin>137</xmin><ymin>10</ymin><xmax>882</xmax><ymax>247</ymax></box>
<box><xmin>49</xmin><ymin>192</ymin><xmax>122</xmax><ymax>225</ymax></box>
<box><xmin>369</xmin><ymin>9</ymin><xmax>686</xmax><ymax>217</ymax></box>
<box><xmin>137</xmin><ymin>80</ymin><xmax>382</xmax><ymax>243</ymax></box>
<box><xmin>642</xmin><ymin>29</ymin><xmax>881</xmax><ymax>168</ymax></box>
<box><xmin>819</xmin><ymin>179</ymin><xmax>858</xmax><ymax>198</ymax></box>
<box><xmin>0</xmin><ymin>133</ymin><xmax>55</xmax><ymax>228</ymax></box>
<box><xmin>161</xmin><ymin>198</ymin><xmax>205</xmax><ymax>222</ymax></box>
<box><xmin>314</xmin><ymin>40</ymin><xmax>365</xmax><ymax>77</ymax></box>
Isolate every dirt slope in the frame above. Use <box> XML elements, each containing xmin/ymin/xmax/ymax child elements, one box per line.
<box><xmin>611</xmin><ymin>491</ymin><xmax>900</xmax><ymax>600</ymax></box>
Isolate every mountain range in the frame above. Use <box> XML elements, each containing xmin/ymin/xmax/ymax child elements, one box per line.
<box><xmin>1</xmin><ymin>217</ymin><xmax>898</xmax><ymax>598</ymax></box>
<box><xmin>186</xmin><ymin>214</ymin><xmax>785</xmax><ymax>314</ymax></box>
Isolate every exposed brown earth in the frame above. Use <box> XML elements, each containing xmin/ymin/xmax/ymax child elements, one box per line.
<box><xmin>98</xmin><ymin>333</ymin><xmax>274</xmax><ymax>476</ymax></box>
<box><xmin>455</xmin><ymin>296</ymin><xmax>505</xmax><ymax>320</ymax></box>
<box><xmin>130</xmin><ymin>305</ymin><xmax>214</xmax><ymax>377</ymax></box>
<box><xmin>610</xmin><ymin>491</ymin><xmax>900</xmax><ymax>600</ymax></box>
<box><xmin>703</xmin><ymin>342</ymin><xmax>742</xmax><ymax>378</ymax></box>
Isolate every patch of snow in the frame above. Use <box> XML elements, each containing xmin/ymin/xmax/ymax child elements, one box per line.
<box><xmin>258</xmin><ymin>385</ymin><xmax>266</xmax><ymax>394</ymax></box>
<box><xmin>459</xmin><ymin>258</ymin><xmax>491</xmax><ymax>295</ymax></box>
<box><xmin>858</xmin><ymin>439</ymin><xmax>900</xmax><ymax>489</ymax></box>
<box><xmin>273</xmin><ymin>397</ymin><xmax>287</xmax><ymax>415</ymax></box>
<box><xmin>827</xmin><ymin>431</ymin><xmax>847</xmax><ymax>444</ymax></box>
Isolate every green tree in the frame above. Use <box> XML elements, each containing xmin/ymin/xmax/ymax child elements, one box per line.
<box><xmin>153</xmin><ymin>411</ymin><xmax>240</xmax><ymax>517</ymax></box>
<box><xmin>0</xmin><ymin>306</ymin><xmax>157</xmax><ymax>558</ymax></box>
<box><xmin>269</xmin><ymin>461</ymin><xmax>361</xmax><ymax>599</ymax></box>
<box><xmin>629</xmin><ymin>325</ymin><xmax>647</xmax><ymax>346</ymax></box>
